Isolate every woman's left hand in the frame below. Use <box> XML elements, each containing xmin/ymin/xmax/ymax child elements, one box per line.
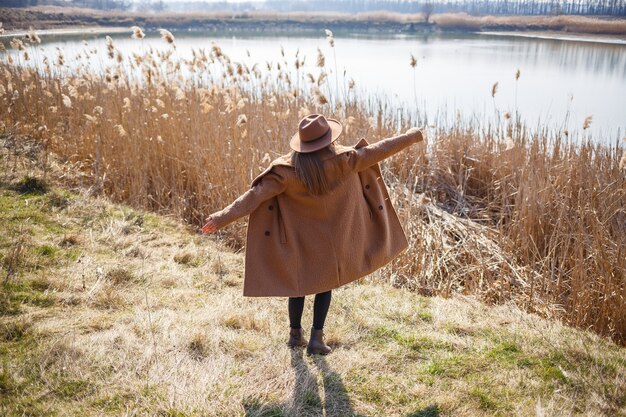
<box><xmin>201</xmin><ymin>216</ymin><xmax>218</xmax><ymax>234</ymax></box>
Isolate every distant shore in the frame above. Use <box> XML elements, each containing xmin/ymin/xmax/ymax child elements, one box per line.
<box><xmin>1</xmin><ymin>6</ymin><xmax>625</xmax><ymax>39</ymax></box>
<box><xmin>0</xmin><ymin>26</ymin><xmax>130</xmax><ymax>38</ymax></box>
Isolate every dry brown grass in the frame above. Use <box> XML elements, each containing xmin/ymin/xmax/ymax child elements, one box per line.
<box><xmin>434</xmin><ymin>12</ymin><xmax>626</xmax><ymax>35</ymax></box>
<box><xmin>0</xmin><ymin>28</ymin><xmax>624</xmax><ymax>350</ymax></box>
<box><xmin>0</xmin><ymin>171</ymin><xmax>624</xmax><ymax>415</ymax></box>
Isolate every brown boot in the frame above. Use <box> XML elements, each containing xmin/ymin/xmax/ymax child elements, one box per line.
<box><xmin>287</xmin><ymin>327</ymin><xmax>308</xmax><ymax>348</ymax></box>
<box><xmin>307</xmin><ymin>328</ymin><xmax>332</xmax><ymax>355</ymax></box>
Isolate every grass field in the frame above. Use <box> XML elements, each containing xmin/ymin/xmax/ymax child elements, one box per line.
<box><xmin>0</xmin><ymin>142</ymin><xmax>625</xmax><ymax>416</ymax></box>
<box><xmin>1</xmin><ymin>29</ymin><xmax>624</xmax><ymax>345</ymax></box>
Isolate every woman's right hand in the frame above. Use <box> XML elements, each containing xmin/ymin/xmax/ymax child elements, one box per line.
<box><xmin>201</xmin><ymin>216</ymin><xmax>218</xmax><ymax>234</ymax></box>
<box><xmin>405</xmin><ymin>127</ymin><xmax>424</xmax><ymax>143</ymax></box>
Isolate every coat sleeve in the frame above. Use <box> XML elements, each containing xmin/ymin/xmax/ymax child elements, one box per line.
<box><xmin>209</xmin><ymin>169</ymin><xmax>288</xmax><ymax>229</ymax></box>
<box><xmin>345</xmin><ymin>131</ymin><xmax>422</xmax><ymax>173</ymax></box>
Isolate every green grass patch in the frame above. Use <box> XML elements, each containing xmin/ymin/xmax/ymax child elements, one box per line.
<box><xmin>142</xmin><ymin>212</ymin><xmax>164</xmax><ymax>229</ymax></box>
<box><xmin>369</xmin><ymin>325</ymin><xmax>454</xmax><ymax>355</ymax></box>
<box><xmin>425</xmin><ymin>354</ymin><xmax>479</xmax><ymax>378</ymax></box>
<box><xmin>463</xmin><ymin>374</ymin><xmax>520</xmax><ymax>415</ymax></box>
<box><xmin>370</xmin><ymin>325</ymin><xmax>401</xmax><ymax>340</ymax></box>
<box><xmin>0</xmin><ymin>288</ymin><xmax>19</xmax><ymax>316</ymax></box>
<box><xmin>0</xmin><ymin>327</ymin><xmax>54</xmax><ymax>416</ymax></box>
<box><xmin>13</xmin><ymin>243</ymin><xmax>71</xmax><ymax>272</ymax></box>
<box><xmin>0</xmin><ymin>193</ymin><xmax>46</xmax><ymax>228</ymax></box>
<box><xmin>0</xmin><ymin>319</ymin><xmax>32</xmax><ymax>342</ymax></box>
<box><xmin>536</xmin><ymin>352</ymin><xmax>569</xmax><ymax>384</ymax></box>
<box><xmin>0</xmin><ymin>190</ymin><xmax>70</xmax><ymax>242</ymax></box>
<box><xmin>488</xmin><ymin>340</ymin><xmax>522</xmax><ymax>363</ymax></box>
<box><xmin>0</xmin><ymin>392</ymin><xmax>52</xmax><ymax>417</ymax></box>
<box><xmin>398</xmin><ymin>334</ymin><xmax>453</xmax><ymax>352</ymax></box>
<box><xmin>35</xmin><ymin>245</ymin><xmax>57</xmax><ymax>257</ymax></box>
<box><xmin>91</xmin><ymin>392</ymin><xmax>137</xmax><ymax>413</ymax></box>
<box><xmin>54</xmin><ymin>378</ymin><xmax>93</xmax><ymax>400</ymax></box>
<box><xmin>0</xmin><ymin>360</ymin><xmax>16</xmax><ymax>395</ymax></box>
<box><xmin>0</xmin><ymin>279</ymin><xmax>55</xmax><ymax>315</ymax></box>
<box><xmin>358</xmin><ymin>381</ymin><xmax>384</xmax><ymax>403</ymax></box>
<box><xmin>14</xmin><ymin>288</ymin><xmax>55</xmax><ymax>308</ymax></box>
<box><xmin>418</xmin><ymin>310</ymin><xmax>433</xmax><ymax>322</ymax></box>
<box><xmin>425</xmin><ymin>359</ymin><xmax>445</xmax><ymax>376</ymax></box>
<box><xmin>469</xmin><ymin>386</ymin><xmax>498</xmax><ymax>411</ymax></box>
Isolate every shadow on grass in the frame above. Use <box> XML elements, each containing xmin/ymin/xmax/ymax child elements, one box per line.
<box><xmin>242</xmin><ymin>400</ymin><xmax>287</xmax><ymax>417</ymax></box>
<box><xmin>311</xmin><ymin>353</ymin><xmax>362</xmax><ymax>417</ymax></box>
<box><xmin>243</xmin><ymin>348</ymin><xmax>365</xmax><ymax>417</ymax></box>
<box><xmin>291</xmin><ymin>348</ymin><xmax>324</xmax><ymax>416</ymax></box>
<box><xmin>406</xmin><ymin>404</ymin><xmax>440</xmax><ymax>417</ymax></box>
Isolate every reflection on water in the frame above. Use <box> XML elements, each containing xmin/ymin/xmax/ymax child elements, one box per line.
<box><xmin>6</xmin><ymin>30</ymin><xmax>625</xmax><ymax>140</ymax></box>
<box><xmin>472</xmin><ymin>36</ymin><xmax>625</xmax><ymax>79</ymax></box>
<box><xmin>513</xmin><ymin>40</ymin><xmax>626</xmax><ymax>77</ymax></box>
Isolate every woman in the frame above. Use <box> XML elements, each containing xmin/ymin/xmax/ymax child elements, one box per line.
<box><xmin>202</xmin><ymin>114</ymin><xmax>423</xmax><ymax>355</ymax></box>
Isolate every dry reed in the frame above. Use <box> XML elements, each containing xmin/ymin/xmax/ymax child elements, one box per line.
<box><xmin>0</xmin><ymin>30</ymin><xmax>624</xmax><ymax>345</ymax></box>
<box><xmin>433</xmin><ymin>12</ymin><xmax>626</xmax><ymax>34</ymax></box>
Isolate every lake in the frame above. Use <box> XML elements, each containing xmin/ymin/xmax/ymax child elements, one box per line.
<box><xmin>6</xmin><ymin>29</ymin><xmax>626</xmax><ymax>141</ymax></box>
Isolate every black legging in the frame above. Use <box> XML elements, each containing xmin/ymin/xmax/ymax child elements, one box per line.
<box><xmin>288</xmin><ymin>290</ymin><xmax>332</xmax><ymax>330</ymax></box>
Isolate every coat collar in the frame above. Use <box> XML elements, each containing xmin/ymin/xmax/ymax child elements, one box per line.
<box><xmin>251</xmin><ymin>138</ymin><xmax>370</xmax><ymax>186</ymax></box>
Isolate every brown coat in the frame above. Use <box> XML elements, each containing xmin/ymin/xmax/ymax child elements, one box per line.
<box><xmin>211</xmin><ymin>132</ymin><xmax>420</xmax><ymax>297</ymax></box>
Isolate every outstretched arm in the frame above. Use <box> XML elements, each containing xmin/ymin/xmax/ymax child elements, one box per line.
<box><xmin>346</xmin><ymin>127</ymin><xmax>423</xmax><ymax>172</ymax></box>
<box><xmin>201</xmin><ymin>170</ymin><xmax>287</xmax><ymax>233</ymax></box>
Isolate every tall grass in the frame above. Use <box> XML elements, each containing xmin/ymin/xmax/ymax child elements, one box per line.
<box><xmin>0</xmin><ymin>31</ymin><xmax>624</xmax><ymax>344</ymax></box>
<box><xmin>433</xmin><ymin>13</ymin><xmax>626</xmax><ymax>34</ymax></box>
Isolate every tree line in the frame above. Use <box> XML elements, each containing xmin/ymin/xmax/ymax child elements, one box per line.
<box><xmin>262</xmin><ymin>0</ymin><xmax>626</xmax><ymax>16</ymax></box>
<box><xmin>0</xmin><ymin>0</ymin><xmax>131</xmax><ymax>10</ymax></box>
<box><xmin>3</xmin><ymin>0</ymin><xmax>626</xmax><ymax>16</ymax></box>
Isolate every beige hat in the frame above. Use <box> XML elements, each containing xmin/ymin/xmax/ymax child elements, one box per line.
<box><xmin>290</xmin><ymin>114</ymin><xmax>343</xmax><ymax>153</ymax></box>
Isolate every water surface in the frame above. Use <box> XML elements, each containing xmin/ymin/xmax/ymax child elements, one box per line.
<box><xmin>7</xmin><ymin>30</ymin><xmax>626</xmax><ymax>141</ymax></box>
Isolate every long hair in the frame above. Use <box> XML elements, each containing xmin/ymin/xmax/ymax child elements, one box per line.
<box><xmin>291</xmin><ymin>144</ymin><xmax>337</xmax><ymax>195</ymax></box>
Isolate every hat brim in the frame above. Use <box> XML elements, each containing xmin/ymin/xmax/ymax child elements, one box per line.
<box><xmin>289</xmin><ymin>119</ymin><xmax>343</xmax><ymax>153</ymax></box>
